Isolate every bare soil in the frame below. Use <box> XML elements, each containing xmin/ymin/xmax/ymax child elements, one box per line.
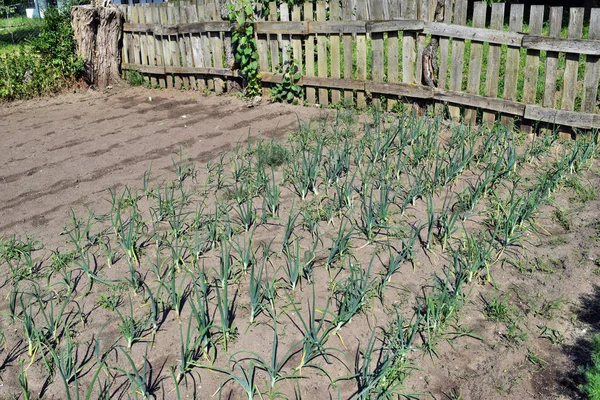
<box><xmin>1</xmin><ymin>87</ymin><xmax>599</xmax><ymax>400</ymax></box>
<box><xmin>0</xmin><ymin>87</ymin><xmax>320</xmax><ymax>246</ymax></box>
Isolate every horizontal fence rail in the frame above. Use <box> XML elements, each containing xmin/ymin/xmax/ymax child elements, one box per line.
<box><xmin>119</xmin><ymin>0</ymin><xmax>600</xmax><ymax>131</ymax></box>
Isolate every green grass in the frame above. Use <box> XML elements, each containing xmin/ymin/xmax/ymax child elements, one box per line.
<box><xmin>0</xmin><ymin>17</ymin><xmax>42</xmax><ymax>47</ymax></box>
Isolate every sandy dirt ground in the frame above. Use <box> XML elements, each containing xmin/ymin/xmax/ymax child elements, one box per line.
<box><xmin>0</xmin><ymin>87</ymin><xmax>321</xmax><ymax>247</ymax></box>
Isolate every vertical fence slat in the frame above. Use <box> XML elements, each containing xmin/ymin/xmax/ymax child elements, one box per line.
<box><xmin>198</xmin><ymin>1</ymin><xmax>214</xmax><ymax>91</ymax></box>
<box><xmin>152</xmin><ymin>4</ymin><xmax>165</xmax><ymax>88</ymax></box>
<box><xmin>159</xmin><ymin>4</ymin><xmax>172</xmax><ymax>89</ymax></box>
<box><xmin>401</xmin><ymin>1</ymin><xmax>417</xmax><ymax>86</ymax></box>
<box><xmin>180</xmin><ymin>2</ymin><xmax>194</xmax><ymax>90</ymax></box>
<box><xmin>561</xmin><ymin>8</ymin><xmax>584</xmax><ymax>112</ymax></box>
<box><xmin>280</xmin><ymin>3</ymin><xmax>290</xmax><ymax>65</ymax></box>
<box><xmin>582</xmin><ymin>8</ymin><xmax>600</xmax><ymax>114</ymax></box>
<box><xmin>138</xmin><ymin>4</ymin><xmax>150</xmax><ymax>86</ymax></box>
<box><xmin>448</xmin><ymin>0</ymin><xmax>467</xmax><ymax>121</ymax></box>
<box><xmin>136</xmin><ymin>5</ymin><xmax>147</xmax><ymax>77</ymax></box>
<box><xmin>482</xmin><ymin>3</ymin><xmax>504</xmax><ymax>127</ymax></box>
<box><xmin>207</xmin><ymin>1</ymin><xmax>224</xmax><ymax>94</ymax></box>
<box><xmin>167</xmin><ymin>3</ymin><xmax>183</xmax><ymax>89</ymax></box>
<box><xmin>435</xmin><ymin>0</ymin><xmax>452</xmax><ymax>114</ymax></box>
<box><xmin>371</xmin><ymin>0</ymin><xmax>384</xmax><ymax>109</ymax></box>
<box><xmin>256</xmin><ymin>3</ymin><xmax>270</xmax><ymax>94</ymax></box>
<box><xmin>543</xmin><ymin>7</ymin><xmax>563</xmax><ymax>110</ymax></box>
<box><xmin>356</xmin><ymin>0</ymin><xmax>368</xmax><ymax>108</ymax></box>
<box><xmin>415</xmin><ymin>0</ymin><xmax>428</xmax><ymax>90</ymax></box>
<box><xmin>500</xmin><ymin>4</ymin><xmax>523</xmax><ymax>126</ymax></box>
<box><xmin>173</xmin><ymin>3</ymin><xmax>187</xmax><ymax>89</ymax></box>
<box><xmin>291</xmin><ymin>5</ymin><xmax>302</xmax><ymax>74</ymax></box>
<box><xmin>144</xmin><ymin>5</ymin><xmax>158</xmax><ymax>88</ymax></box>
<box><xmin>464</xmin><ymin>1</ymin><xmax>486</xmax><ymax>125</ymax></box>
<box><xmin>520</xmin><ymin>5</ymin><xmax>544</xmax><ymax>133</ymax></box>
<box><xmin>187</xmin><ymin>3</ymin><xmax>204</xmax><ymax>90</ymax></box>
<box><xmin>304</xmin><ymin>1</ymin><xmax>316</xmax><ymax>104</ymax></box>
<box><xmin>268</xmin><ymin>2</ymin><xmax>279</xmax><ymax>73</ymax></box>
<box><xmin>342</xmin><ymin>0</ymin><xmax>354</xmax><ymax>104</ymax></box>
<box><xmin>330</xmin><ymin>0</ymin><xmax>341</xmax><ymax>105</ymax></box>
<box><xmin>316</xmin><ymin>1</ymin><xmax>328</xmax><ymax>106</ymax></box>
<box><xmin>522</xmin><ymin>5</ymin><xmax>544</xmax><ymax>104</ymax></box>
<box><xmin>131</xmin><ymin>6</ymin><xmax>141</xmax><ymax>68</ymax></box>
<box><xmin>387</xmin><ymin>0</ymin><xmax>400</xmax><ymax>111</ymax></box>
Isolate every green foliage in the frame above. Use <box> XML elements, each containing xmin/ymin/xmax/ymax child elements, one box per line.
<box><xmin>126</xmin><ymin>70</ymin><xmax>145</xmax><ymax>86</ymax></box>
<box><xmin>580</xmin><ymin>334</ymin><xmax>600</xmax><ymax>399</ymax></box>
<box><xmin>0</xmin><ymin>6</ymin><xmax>83</xmax><ymax>100</ymax></box>
<box><xmin>231</xmin><ymin>23</ymin><xmax>260</xmax><ymax>97</ymax></box>
<box><xmin>228</xmin><ymin>1</ymin><xmax>261</xmax><ymax>98</ymax></box>
<box><xmin>270</xmin><ymin>50</ymin><xmax>303</xmax><ymax>104</ymax></box>
<box><xmin>32</xmin><ymin>7</ymin><xmax>80</xmax><ymax>73</ymax></box>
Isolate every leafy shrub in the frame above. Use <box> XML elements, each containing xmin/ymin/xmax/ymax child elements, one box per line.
<box><xmin>0</xmin><ymin>6</ymin><xmax>83</xmax><ymax>101</ymax></box>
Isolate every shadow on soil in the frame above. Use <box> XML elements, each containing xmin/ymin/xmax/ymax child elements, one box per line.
<box><xmin>559</xmin><ymin>284</ymin><xmax>600</xmax><ymax>398</ymax></box>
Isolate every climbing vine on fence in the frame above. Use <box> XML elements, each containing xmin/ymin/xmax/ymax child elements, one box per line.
<box><xmin>228</xmin><ymin>0</ymin><xmax>261</xmax><ymax>97</ymax></box>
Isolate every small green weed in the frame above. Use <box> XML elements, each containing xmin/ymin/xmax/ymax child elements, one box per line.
<box><xmin>552</xmin><ymin>208</ymin><xmax>570</xmax><ymax>231</ymax></box>
<box><xmin>483</xmin><ymin>293</ymin><xmax>511</xmax><ymax>323</ymax></box>
<box><xmin>526</xmin><ymin>348</ymin><xmax>548</xmax><ymax>372</ymax></box>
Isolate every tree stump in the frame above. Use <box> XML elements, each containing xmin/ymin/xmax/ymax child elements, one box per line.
<box><xmin>71</xmin><ymin>5</ymin><xmax>123</xmax><ymax>89</ymax></box>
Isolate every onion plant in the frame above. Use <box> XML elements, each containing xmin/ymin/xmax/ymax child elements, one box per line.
<box><xmin>189</xmin><ymin>272</ymin><xmax>215</xmax><ymax>360</ymax></box>
<box><xmin>421</xmin><ymin>193</ymin><xmax>436</xmax><ymax>250</ymax></box>
<box><xmin>288</xmin><ymin>141</ymin><xmax>323</xmax><ymax>199</ymax></box>
<box><xmin>333</xmin><ymin>261</ymin><xmax>373</xmax><ymax>331</ymax></box>
<box><xmin>231</xmin><ymin>233</ymin><xmax>255</xmax><ymax>274</ymax></box>
<box><xmin>18</xmin><ymin>360</ymin><xmax>31</xmax><ymax>400</ymax></box>
<box><xmin>173</xmin><ymin>313</ymin><xmax>205</xmax><ymax>384</ymax></box>
<box><xmin>197</xmin><ymin>356</ymin><xmax>260</xmax><ymax>400</ymax></box>
<box><xmin>235</xmin><ymin>322</ymin><xmax>300</xmax><ymax>390</ymax></box>
<box><xmin>21</xmin><ymin>299</ymin><xmax>40</xmax><ymax>361</ymax></box>
<box><xmin>160</xmin><ymin>268</ymin><xmax>191</xmax><ymax>322</ymax></box>
<box><xmin>115</xmin><ymin>294</ymin><xmax>151</xmax><ymax>350</ymax></box>
<box><xmin>247</xmin><ymin>254</ymin><xmax>265</xmax><ymax>324</ymax></box>
<box><xmin>341</xmin><ymin>328</ymin><xmax>407</xmax><ymax>399</ymax></box>
<box><xmin>436</xmin><ymin>190</ymin><xmax>459</xmax><ymax>250</ymax></box>
<box><xmin>325</xmin><ymin>219</ymin><xmax>354</xmax><ymax>271</ymax></box>
<box><xmin>113</xmin><ymin>345</ymin><xmax>159</xmax><ymax>400</ymax></box>
<box><xmin>33</xmin><ymin>283</ymin><xmax>78</xmax><ymax>345</ymax></box>
<box><xmin>282</xmin><ymin>205</ymin><xmax>300</xmax><ymax>255</ymax></box>
<box><xmin>261</xmin><ymin>167</ymin><xmax>281</xmax><ymax>218</ymax></box>
<box><xmin>40</xmin><ymin>330</ymin><xmax>90</xmax><ymax>400</ymax></box>
<box><xmin>215</xmin><ymin>244</ymin><xmax>237</xmax><ymax>350</ymax></box>
<box><xmin>287</xmin><ymin>287</ymin><xmax>337</xmax><ymax>374</ymax></box>
<box><xmin>324</xmin><ymin>139</ymin><xmax>351</xmax><ymax>188</ymax></box>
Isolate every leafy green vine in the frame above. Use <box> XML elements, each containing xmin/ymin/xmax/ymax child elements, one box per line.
<box><xmin>228</xmin><ymin>0</ymin><xmax>261</xmax><ymax>97</ymax></box>
<box><xmin>270</xmin><ymin>49</ymin><xmax>303</xmax><ymax>104</ymax></box>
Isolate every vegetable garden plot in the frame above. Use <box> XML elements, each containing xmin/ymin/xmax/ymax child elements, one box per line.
<box><xmin>1</xmin><ymin>99</ymin><xmax>600</xmax><ymax>398</ymax></box>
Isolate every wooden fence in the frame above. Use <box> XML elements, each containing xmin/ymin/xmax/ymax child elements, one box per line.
<box><xmin>120</xmin><ymin>0</ymin><xmax>600</xmax><ymax>131</ymax></box>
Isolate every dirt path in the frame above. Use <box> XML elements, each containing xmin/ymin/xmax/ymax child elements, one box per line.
<box><xmin>0</xmin><ymin>87</ymin><xmax>321</xmax><ymax>245</ymax></box>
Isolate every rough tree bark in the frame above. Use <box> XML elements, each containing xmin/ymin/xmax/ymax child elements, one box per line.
<box><xmin>71</xmin><ymin>5</ymin><xmax>123</xmax><ymax>89</ymax></box>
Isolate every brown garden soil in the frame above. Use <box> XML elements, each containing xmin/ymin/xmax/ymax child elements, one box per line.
<box><xmin>0</xmin><ymin>86</ymin><xmax>599</xmax><ymax>400</ymax></box>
